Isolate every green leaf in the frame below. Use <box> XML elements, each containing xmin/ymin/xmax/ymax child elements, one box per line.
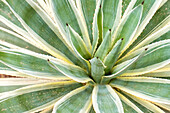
<box><xmin>0</xmin><ymin>0</ymin><xmax>24</xmax><ymax>29</ymax></box>
<box><xmin>118</xmin><ymin>39</ymin><xmax>170</xmax><ymax>64</ymax></box>
<box><xmin>0</xmin><ymin>62</ymin><xmax>31</xmax><ymax>78</ymax></box>
<box><xmin>104</xmin><ymin>39</ymin><xmax>123</xmax><ymax>74</ymax></box>
<box><xmin>121</xmin><ymin>101</ymin><xmax>138</xmax><ymax>113</ymax></box>
<box><xmin>117</xmin><ymin>77</ymin><xmax>170</xmax><ymax>84</ymax></box>
<box><xmin>0</xmin><ymin>81</ymin><xmax>82</xmax><ymax>113</ymax></box>
<box><xmin>78</xmin><ymin>0</ymin><xmax>96</xmax><ymax>42</ymax></box>
<box><xmin>48</xmin><ymin>59</ymin><xmax>92</xmax><ymax>83</ymax></box>
<box><xmin>0</xmin><ymin>78</ymin><xmax>56</xmax><ymax>93</ymax></box>
<box><xmin>68</xmin><ymin>25</ymin><xmax>91</xmax><ymax>60</ymax></box>
<box><xmin>0</xmin><ymin>26</ymin><xmax>47</xmax><ymax>54</ymax></box>
<box><xmin>90</xmin><ymin>57</ymin><xmax>105</xmax><ymax>83</ymax></box>
<box><xmin>94</xmin><ymin>30</ymin><xmax>112</xmax><ymax>61</ymax></box>
<box><xmin>122</xmin><ymin>0</ymin><xmax>137</xmax><ymax>18</ymax></box>
<box><xmin>102</xmin><ymin>49</ymin><xmax>146</xmax><ymax>83</ymax></box>
<box><xmin>130</xmin><ymin>23</ymin><xmax>170</xmax><ymax>52</ymax></box>
<box><xmin>67</xmin><ymin>25</ymin><xmax>91</xmax><ymax>72</ymax></box>
<box><xmin>0</xmin><ymin>49</ymin><xmax>68</xmax><ymax>80</ymax></box>
<box><xmin>118</xmin><ymin>90</ymin><xmax>153</xmax><ymax>113</ymax></box>
<box><xmin>123</xmin><ymin>0</ymin><xmax>162</xmax><ymax>46</ymax></box>
<box><xmin>110</xmin><ymin>78</ymin><xmax>170</xmax><ymax>104</ymax></box>
<box><xmin>142</xmin><ymin>0</ymin><xmax>170</xmax><ymax>41</ymax></box>
<box><xmin>92</xmin><ymin>85</ymin><xmax>123</xmax><ymax>113</ymax></box>
<box><xmin>68</xmin><ymin>0</ymin><xmax>92</xmax><ymax>52</ymax></box>
<box><xmin>125</xmin><ymin>92</ymin><xmax>165</xmax><ymax>113</ymax></box>
<box><xmin>133</xmin><ymin>0</ymin><xmax>163</xmax><ymax>41</ymax></box>
<box><xmin>102</xmin><ymin>0</ymin><xmax>122</xmax><ymax>37</ymax></box>
<box><xmin>144</xmin><ymin>15</ymin><xmax>170</xmax><ymax>42</ymax></box>
<box><xmin>116</xmin><ymin>91</ymin><xmax>142</xmax><ymax>113</ymax></box>
<box><xmin>91</xmin><ymin>0</ymin><xmax>101</xmax><ymax>55</ymax></box>
<box><xmin>0</xmin><ymin>78</ymin><xmax>54</xmax><ymax>87</ymax></box>
<box><xmin>122</xmin><ymin>1</ymin><xmax>169</xmax><ymax>56</ymax></box>
<box><xmin>25</xmin><ymin>0</ymin><xmax>74</xmax><ymax>49</ymax></box>
<box><xmin>53</xmin><ymin>85</ymin><xmax>93</xmax><ymax>113</ymax></box>
<box><xmin>97</xmin><ymin>1</ymin><xmax>103</xmax><ymax>46</ymax></box>
<box><xmin>4</xmin><ymin>0</ymin><xmax>82</xmax><ymax>66</ymax></box>
<box><xmin>123</xmin><ymin>43</ymin><xmax>170</xmax><ymax>76</ymax></box>
<box><xmin>113</xmin><ymin>5</ymin><xmax>143</xmax><ymax>54</ymax></box>
<box><xmin>141</xmin><ymin>71</ymin><xmax>170</xmax><ymax>77</ymax></box>
<box><xmin>51</xmin><ymin>0</ymin><xmax>81</xmax><ymax>37</ymax></box>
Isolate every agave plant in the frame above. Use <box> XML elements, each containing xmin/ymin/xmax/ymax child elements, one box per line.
<box><xmin>0</xmin><ymin>0</ymin><xmax>170</xmax><ymax>112</ymax></box>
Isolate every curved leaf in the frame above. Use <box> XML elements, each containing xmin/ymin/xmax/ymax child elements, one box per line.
<box><xmin>113</xmin><ymin>5</ymin><xmax>143</xmax><ymax>54</ymax></box>
<box><xmin>116</xmin><ymin>91</ymin><xmax>143</xmax><ymax>113</ymax></box>
<box><xmin>0</xmin><ymin>62</ymin><xmax>31</xmax><ymax>78</ymax></box>
<box><xmin>48</xmin><ymin>58</ymin><xmax>92</xmax><ymax>83</ymax></box>
<box><xmin>122</xmin><ymin>0</ymin><xmax>137</xmax><ymax>18</ymax></box>
<box><xmin>68</xmin><ymin>0</ymin><xmax>92</xmax><ymax>52</ymax></box>
<box><xmin>130</xmin><ymin>23</ymin><xmax>170</xmax><ymax>52</ymax></box>
<box><xmin>102</xmin><ymin>49</ymin><xmax>146</xmax><ymax>83</ymax></box>
<box><xmin>119</xmin><ymin>39</ymin><xmax>170</xmax><ymax>63</ymax></box>
<box><xmin>0</xmin><ymin>0</ymin><xmax>24</xmax><ymax>29</ymax></box>
<box><xmin>4</xmin><ymin>0</ymin><xmax>81</xmax><ymax>65</ymax></box>
<box><xmin>104</xmin><ymin>39</ymin><xmax>123</xmax><ymax>74</ymax></box>
<box><xmin>94</xmin><ymin>30</ymin><xmax>111</xmax><ymax>61</ymax></box>
<box><xmin>124</xmin><ymin>0</ymin><xmax>169</xmax><ymax>56</ymax></box>
<box><xmin>50</xmin><ymin>0</ymin><xmax>81</xmax><ymax>36</ymax></box>
<box><xmin>68</xmin><ymin>25</ymin><xmax>91</xmax><ymax>60</ymax></box>
<box><xmin>102</xmin><ymin>0</ymin><xmax>122</xmax><ymax>37</ymax></box>
<box><xmin>0</xmin><ymin>49</ymin><xmax>68</xmax><ymax>80</ymax></box>
<box><xmin>67</xmin><ymin>25</ymin><xmax>91</xmax><ymax>72</ymax></box>
<box><xmin>117</xmin><ymin>77</ymin><xmax>170</xmax><ymax>84</ymax></box>
<box><xmin>0</xmin><ymin>81</ymin><xmax>81</xmax><ymax>113</ymax></box>
<box><xmin>133</xmin><ymin>0</ymin><xmax>163</xmax><ymax>42</ymax></box>
<box><xmin>92</xmin><ymin>85</ymin><xmax>124</xmax><ymax>113</ymax></box>
<box><xmin>0</xmin><ymin>26</ymin><xmax>47</xmax><ymax>54</ymax></box>
<box><xmin>118</xmin><ymin>89</ymin><xmax>153</xmax><ymax>113</ymax></box>
<box><xmin>53</xmin><ymin>85</ymin><xmax>93</xmax><ymax>113</ymax></box>
<box><xmin>125</xmin><ymin>92</ymin><xmax>165</xmax><ymax>113</ymax></box>
<box><xmin>110</xmin><ymin>78</ymin><xmax>170</xmax><ymax>104</ymax></box>
<box><xmin>0</xmin><ymin>78</ymin><xmax>55</xmax><ymax>86</ymax></box>
<box><xmin>123</xmin><ymin>44</ymin><xmax>170</xmax><ymax>76</ymax></box>
<box><xmin>77</xmin><ymin>0</ymin><xmax>96</xmax><ymax>42</ymax></box>
<box><xmin>91</xmin><ymin>0</ymin><xmax>101</xmax><ymax>55</ymax></box>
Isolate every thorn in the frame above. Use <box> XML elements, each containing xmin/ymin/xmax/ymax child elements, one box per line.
<box><xmin>145</xmin><ymin>48</ymin><xmax>148</xmax><ymax>51</ymax></box>
<box><xmin>141</xmin><ymin>1</ymin><xmax>144</xmax><ymax>5</ymax></box>
<box><xmin>99</xmin><ymin>5</ymin><xmax>101</xmax><ymax>8</ymax></box>
<box><xmin>96</xmin><ymin>57</ymin><xmax>99</xmax><ymax>59</ymax></box>
<box><xmin>82</xmin><ymin>83</ymin><xmax>86</xmax><ymax>86</ymax></box>
<box><xmin>109</xmin><ymin>29</ymin><xmax>111</xmax><ymax>32</ymax></box>
<box><xmin>47</xmin><ymin>59</ymin><xmax>50</xmax><ymax>61</ymax></box>
<box><xmin>66</xmin><ymin>23</ymin><xmax>68</xmax><ymax>26</ymax></box>
<box><xmin>121</xmin><ymin>38</ymin><xmax>124</xmax><ymax>40</ymax></box>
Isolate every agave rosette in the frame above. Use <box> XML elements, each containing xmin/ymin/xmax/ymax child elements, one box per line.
<box><xmin>0</xmin><ymin>0</ymin><xmax>170</xmax><ymax>113</ymax></box>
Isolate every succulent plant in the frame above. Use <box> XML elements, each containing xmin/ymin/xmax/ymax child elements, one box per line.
<box><xmin>0</xmin><ymin>0</ymin><xmax>170</xmax><ymax>112</ymax></box>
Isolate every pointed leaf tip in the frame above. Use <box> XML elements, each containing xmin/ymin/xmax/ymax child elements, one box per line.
<box><xmin>99</xmin><ymin>4</ymin><xmax>101</xmax><ymax>8</ymax></box>
<box><xmin>141</xmin><ymin>1</ymin><xmax>145</xmax><ymax>5</ymax></box>
<box><xmin>66</xmin><ymin>23</ymin><xmax>68</xmax><ymax>26</ymax></box>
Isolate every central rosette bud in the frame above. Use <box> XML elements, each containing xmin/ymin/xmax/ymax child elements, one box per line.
<box><xmin>90</xmin><ymin>57</ymin><xmax>106</xmax><ymax>84</ymax></box>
